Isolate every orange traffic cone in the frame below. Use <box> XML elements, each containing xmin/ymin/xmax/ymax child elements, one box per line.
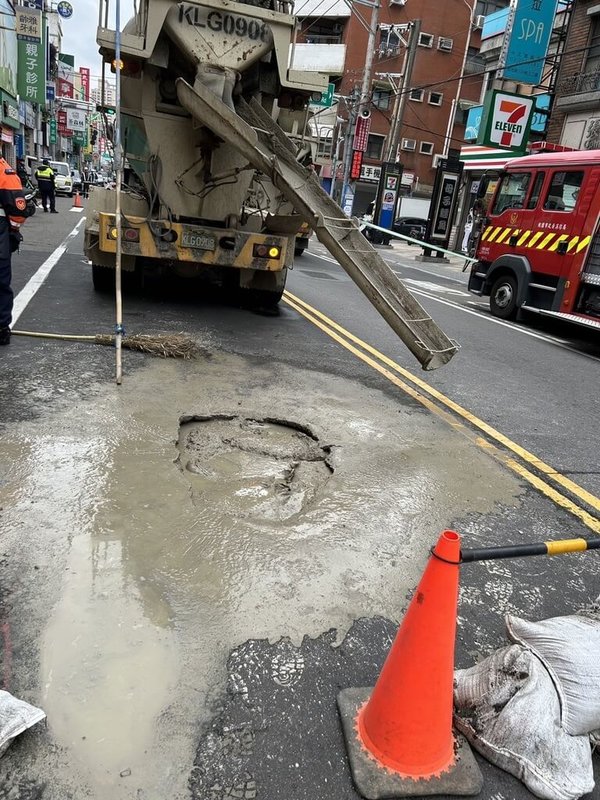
<box><xmin>73</xmin><ymin>191</ymin><xmax>82</xmax><ymax>208</ymax></box>
<box><xmin>338</xmin><ymin>530</ymin><xmax>483</xmax><ymax>798</ymax></box>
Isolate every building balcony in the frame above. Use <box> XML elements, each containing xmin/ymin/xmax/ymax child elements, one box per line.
<box><xmin>556</xmin><ymin>70</ymin><xmax>600</xmax><ymax>113</ymax></box>
<box><xmin>290</xmin><ymin>43</ymin><xmax>347</xmax><ymax>75</ymax></box>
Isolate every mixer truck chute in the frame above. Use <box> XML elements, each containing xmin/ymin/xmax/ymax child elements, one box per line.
<box><xmin>85</xmin><ymin>0</ymin><xmax>459</xmax><ymax>370</ymax></box>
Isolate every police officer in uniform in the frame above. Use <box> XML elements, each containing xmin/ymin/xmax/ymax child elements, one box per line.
<box><xmin>35</xmin><ymin>159</ymin><xmax>58</xmax><ymax>213</ymax></box>
<box><xmin>0</xmin><ymin>157</ymin><xmax>28</xmax><ymax>345</ymax></box>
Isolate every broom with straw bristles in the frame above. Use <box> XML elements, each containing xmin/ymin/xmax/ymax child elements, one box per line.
<box><xmin>11</xmin><ymin>329</ymin><xmax>202</xmax><ymax>359</ymax></box>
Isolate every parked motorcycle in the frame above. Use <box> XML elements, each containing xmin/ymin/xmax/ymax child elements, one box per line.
<box><xmin>24</xmin><ymin>180</ymin><xmax>37</xmax><ymax>217</ymax></box>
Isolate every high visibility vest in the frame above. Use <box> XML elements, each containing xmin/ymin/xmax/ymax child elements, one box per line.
<box><xmin>0</xmin><ymin>158</ymin><xmax>27</xmax><ymax>227</ymax></box>
<box><xmin>35</xmin><ymin>167</ymin><xmax>54</xmax><ymax>180</ymax></box>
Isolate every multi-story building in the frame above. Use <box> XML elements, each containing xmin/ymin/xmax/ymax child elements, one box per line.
<box><xmin>547</xmin><ymin>0</ymin><xmax>600</xmax><ymax>148</ymax></box>
<box><xmin>296</xmin><ymin>0</ymin><xmax>490</xmax><ymax>212</ymax></box>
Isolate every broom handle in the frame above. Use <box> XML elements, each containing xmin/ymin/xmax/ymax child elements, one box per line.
<box><xmin>12</xmin><ymin>330</ymin><xmax>98</xmax><ymax>341</ymax></box>
<box><xmin>114</xmin><ymin>0</ymin><xmax>123</xmax><ymax>386</ymax></box>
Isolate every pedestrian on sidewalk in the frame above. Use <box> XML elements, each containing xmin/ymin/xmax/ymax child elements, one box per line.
<box><xmin>0</xmin><ymin>158</ymin><xmax>28</xmax><ymax>345</ymax></box>
<box><xmin>34</xmin><ymin>159</ymin><xmax>58</xmax><ymax>214</ymax></box>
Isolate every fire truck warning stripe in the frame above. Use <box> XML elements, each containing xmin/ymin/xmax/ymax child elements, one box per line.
<box><xmin>577</xmin><ymin>236</ymin><xmax>591</xmax><ymax>253</ymax></box>
<box><xmin>537</xmin><ymin>233</ymin><xmax>555</xmax><ymax>250</ymax></box>
<box><xmin>548</xmin><ymin>234</ymin><xmax>569</xmax><ymax>252</ymax></box>
<box><xmin>283</xmin><ymin>291</ymin><xmax>600</xmax><ymax>532</ymax></box>
<box><xmin>527</xmin><ymin>231</ymin><xmax>544</xmax><ymax>248</ymax></box>
<box><xmin>487</xmin><ymin>227</ymin><xmax>502</xmax><ymax>242</ymax></box>
<box><xmin>478</xmin><ymin>228</ymin><xmax>590</xmax><ymax>253</ymax></box>
<box><xmin>495</xmin><ymin>228</ymin><xmax>512</xmax><ymax>244</ymax></box>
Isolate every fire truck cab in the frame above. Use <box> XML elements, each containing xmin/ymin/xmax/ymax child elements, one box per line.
<box><xmin>468</xmin><ymin>150</ymin><xmax>600</xmax><ymax>330</ymax></box>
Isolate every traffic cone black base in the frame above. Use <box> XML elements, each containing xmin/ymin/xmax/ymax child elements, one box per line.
<box><xmin>338</xmin><ymin>688</ymin><xmax>483</xmax><ymax>798</ymax></box>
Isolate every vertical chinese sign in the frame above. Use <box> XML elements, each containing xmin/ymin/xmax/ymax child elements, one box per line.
<box><xmin>17</xmin><ymin>14</ymin><xmax>46</xmax><ymax>105</ymax></box>
<box><xmin>80</xmin><ymin>67</ymin><xmax>90</xmax><ymax>101</ymax></box>
<box><xmin>57</xmin><ymin>53</ymin><xmax>74</xmax><ymax>98</ymax></box>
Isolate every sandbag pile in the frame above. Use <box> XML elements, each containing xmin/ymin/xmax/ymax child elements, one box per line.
<box><xmin>454</xmin><ymin>612</ymin><xmax>600</xmax><ymax>800</ymax></box>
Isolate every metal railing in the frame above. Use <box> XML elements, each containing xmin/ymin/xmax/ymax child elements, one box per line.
<box><xmin>559</xmin><ymin>69</ymin><xmax>600</xmax><ymax>95</ymax></box>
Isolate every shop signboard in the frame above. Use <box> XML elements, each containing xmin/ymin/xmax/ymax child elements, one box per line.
<box><xmin>67</xmin><ymin>108</ymin><xmax>86</xmax><ymax>132</ymax></box>
<box><xmin>1</xmin><ymin>93</ymin><xmax>20</xmax><ymax>129</ymax></box>
<box><xmin>423</xmin><ymin>157</ymin><xmax>464</xmax><ymax>251</ymax></box>
<box><xmin>353</xmin><ymin>114</ymin><xmax>371</xmax><ymax>153</ymax></box>
<box><xmin>49</xmin><ymin>116</ymin><xmax>57</xmax><ymax>145</ymax></box>
<box><xmin>17</xmin><ymin>17</ymin><xmax>45</xmax><ymax>105</ymax></box>
<box><xmin>15</xmin><ymin>6</ymin><xmax>42</xmax><ymax>43</ymax></box>
<box><xmin>501</xmin><ymin>0</ymin><xmax>561</xmax><ymax>85</ymax></box>
<box><xmin>477</xmin><ymin>89</ymin><xmax>535</xmax><ymax>154</ymax></box>
<box><xmin>374</xmin><ymin>161</ymin><xmax>403</xmax><ymax>232</ymax></box>
<box><xmin>0</xmin><ymin>0</ymin><xmax>18</xmax><ymax>99</ymax></box>
<box><xmin>57</xmin><ymin>53</ymin><xmax>74</xmax><ymax>98</ymax></box>
<box><xmin>80</xmin><ymin>67</ymin><xmax>90</xmax><ymax>101</ymax></box>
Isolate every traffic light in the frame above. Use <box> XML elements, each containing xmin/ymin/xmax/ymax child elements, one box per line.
<box><xmin>90</xmin><ymin>129</ymin><xmax>98</xmax><ymax>145</ymax></box>
<box><xmin>96</xmin><ymin>104</ymin><xmax>115</xmax><ymax>116</ymax></box>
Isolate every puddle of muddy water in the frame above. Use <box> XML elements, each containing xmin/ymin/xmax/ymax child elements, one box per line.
<box><xmin>0</xmin><ymin>353</ymin><xmax>521</xmax><ymax>799</ymax></box>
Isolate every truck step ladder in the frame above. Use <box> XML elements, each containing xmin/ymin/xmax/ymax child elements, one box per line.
<box><xmin>176</xmin><ymin>78</ymin><xmax>459</xmax><ymax>370</ymax></box>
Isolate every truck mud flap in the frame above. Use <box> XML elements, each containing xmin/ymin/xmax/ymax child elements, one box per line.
<box><xmin>176</xmin><ymin>78</ymin><xmax>458</xmax><ymax>370</ymax></box>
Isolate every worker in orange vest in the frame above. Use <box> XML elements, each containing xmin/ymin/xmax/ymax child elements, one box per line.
<box><xmin>0</xmin><ymin>157</ymin><xmax>28</xmax><ymax>345</ymax></box>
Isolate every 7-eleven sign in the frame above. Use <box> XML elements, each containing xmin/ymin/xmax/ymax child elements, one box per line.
<box><xmin>478</xmin><ymin>90</ymin><xmax>535</xmax><ymax>154</ymax></box>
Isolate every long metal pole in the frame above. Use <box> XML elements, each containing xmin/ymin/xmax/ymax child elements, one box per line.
<box><xmin>340</xmin><ymin>0</ymin><xmax>380</xmax><ymax>214</ymax></box>
<box><xmin>114</xmin><ymin>0</ymin><xmax>123</xmax><ymax>385</ymax></box>
<box><xmin>385</xmin><ymin>18</ymin><xmax>421</xmax><ymax>163</ymax></box>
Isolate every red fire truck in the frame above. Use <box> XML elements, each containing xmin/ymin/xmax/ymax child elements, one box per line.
<box><xmin>468</xmin><ymin>149</ymin><xmax>600</xmax><ymax>331</ymax></box>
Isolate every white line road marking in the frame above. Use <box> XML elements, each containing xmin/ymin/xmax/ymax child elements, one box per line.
<box><xmin>408</xmin><ymin>287</ymin><xmax>600</xmax><ymax>361</ymax></box>
<box><xmin>303</xmin><ymin>250</ymin><xmax>599</xmax><ymax>360</ymax></box>
<box><xmin>402</xmin><ymin>278</ymin><xmax>470</xmax><ymax>296</ymax></box>
<box><xmin>12</xmin><ymin>218</ymin><xmax>86</xmax><ymax>325</ymax></box>
<box><xmin>70</xmin><ymin>207</ymin><xmax>84</xmax><ymax>213</ymax></box>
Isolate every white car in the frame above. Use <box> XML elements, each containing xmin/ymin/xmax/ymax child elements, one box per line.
<box><xmin>37</xmin><ymin>161</ymin><xmax>73</xmax><ymax>196</ymax></box>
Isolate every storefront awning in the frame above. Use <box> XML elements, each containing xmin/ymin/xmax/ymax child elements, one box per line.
<box><xmin>459</xmin><ymin>145</ymin><xmax>514</xmax><ymax>172</ymax></box>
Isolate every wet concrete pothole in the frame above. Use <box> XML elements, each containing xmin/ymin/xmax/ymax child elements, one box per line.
<box><xmin>177</xmin><ymin>415</ymin><xmax>333</xmax><ymax>521</ymax></box>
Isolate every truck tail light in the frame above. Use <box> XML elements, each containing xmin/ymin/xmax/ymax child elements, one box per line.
<box><xmin>253</xmin><ymin>244</ymin><xmax>281</xmax><ymax>259</ymax></box>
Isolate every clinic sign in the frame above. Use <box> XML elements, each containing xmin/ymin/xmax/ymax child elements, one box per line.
<box><xmin>501</xmin><ymin>0</ymin><xmax>561</xmax><ymax>85</ymax></box>
<box><xmin>477</xmin><ymin>90</ymin><xmax>534</xmax><ymax>154</ymax></box>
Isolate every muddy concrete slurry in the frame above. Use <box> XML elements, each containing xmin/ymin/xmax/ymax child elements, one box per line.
<box><xmin>0</xmin><ymin>350</ymin><xmax>523</xmax><ymax>798</ymax></box>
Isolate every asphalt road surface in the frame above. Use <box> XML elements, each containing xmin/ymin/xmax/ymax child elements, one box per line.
<box><xmin>0</xmin><ymin>201</ymin><xmax>598</xmax><ymax>800</ymax></box>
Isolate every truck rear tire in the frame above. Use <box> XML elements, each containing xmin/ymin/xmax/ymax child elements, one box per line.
<box><xmin>294</xmin><ymin>246</ymin><xmax>305</xmax><ymax>257</ymax></box>
<box><xmin>92</xmin><ymin>264</ymin><xmax>114</xmax><ymax>293</ymax></box>
<box><xmin>490</xmin><ymin>274</ymin><xmax>518</xmax><ymax>320</ymax></box>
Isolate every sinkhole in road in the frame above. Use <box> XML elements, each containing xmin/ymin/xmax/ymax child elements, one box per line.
<box><xmin>177</xmin><ymin>415</ymin><xmax>334</xmax><ymax>521</ymax></box>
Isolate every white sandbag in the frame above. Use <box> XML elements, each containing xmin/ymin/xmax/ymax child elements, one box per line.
<box><xmin>454</xmin><ymin>644</ymin><xmax>594</xmax><ymax>800</ymax></box>
<box><xmin>506</xmin><ymin>613</ymin><xmax>600</xmax><ymax>736</ymax></box>
<box><xmin>0</xmin><ymin>690</ymin><xmax>45</xmax><ymax>757</ymax></box>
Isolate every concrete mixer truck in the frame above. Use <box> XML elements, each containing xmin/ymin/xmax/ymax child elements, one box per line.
<box><xmin>84</xmin><ymin>0</ymin><xmax>459</xmax><ymax>370</ymax></box>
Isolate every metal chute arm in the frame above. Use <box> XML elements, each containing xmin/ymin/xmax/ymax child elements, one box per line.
<box><xmin>175</xmin><ymin>78</ymin><xmax>458</xmax><ymax>370</ymax></box>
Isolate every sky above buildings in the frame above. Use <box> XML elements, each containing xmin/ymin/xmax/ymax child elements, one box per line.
<box><xmin>61</xmin><ymin>0</ymin><xmax>135</xmax><ymax>82</ymax></box>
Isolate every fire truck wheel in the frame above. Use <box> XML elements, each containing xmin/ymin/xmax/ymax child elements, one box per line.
<box><xmin>490</xmin><ymin>274</ymin><xmax>518</xmax><ymax>320</ymax></box>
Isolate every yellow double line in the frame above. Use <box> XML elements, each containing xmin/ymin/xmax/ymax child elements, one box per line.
<box><xmin>283</xmin><ymin>290</ymin><xmax>600</xmax><ymax>534</ymax></box>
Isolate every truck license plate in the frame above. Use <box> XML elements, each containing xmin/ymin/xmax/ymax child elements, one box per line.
<box><xmin>182</xmin><ymin>231</ymin><xmax>216</xmax><ymax>251</ymax></box>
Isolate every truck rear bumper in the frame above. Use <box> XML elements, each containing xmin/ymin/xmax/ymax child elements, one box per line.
<box><xmin>97</xmin><ymin>213</ymin><xmax>288</xmax><ymax>272</ymax></box>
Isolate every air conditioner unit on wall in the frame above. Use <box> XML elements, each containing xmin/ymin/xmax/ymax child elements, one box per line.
<box><xmin>438</xmin><ymin>37</ymin><xmax>453</xmax><ymax>51</ymax></box>
<box><xmin>473</xmin><ymin>14</ymin><xmax>485</xmax><ymax>29</ymax></box>
<box><xmin>402</xmin><ymin>138</ymin><xmax>416</xmax><ymax>151</ymax></box>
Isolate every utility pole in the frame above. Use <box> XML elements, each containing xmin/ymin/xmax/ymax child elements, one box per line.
<box><xmin>384</xmin><ymin>18</ymin><xmax>421</xmax><ymax>163</ymax></box>
<box><xmin>340</xmin><ymin>0</ymin><xmax>381</xmax><ymax>215</ymax></box>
